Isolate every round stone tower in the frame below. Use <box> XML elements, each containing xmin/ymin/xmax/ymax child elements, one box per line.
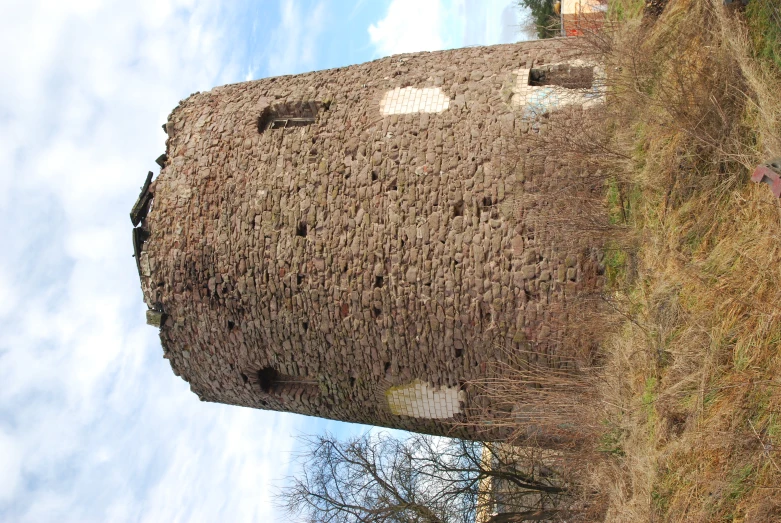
<box><xmin>133</xmin><ymin>39</ymin><xmax>606</xmax><ymax>439</ymax></box>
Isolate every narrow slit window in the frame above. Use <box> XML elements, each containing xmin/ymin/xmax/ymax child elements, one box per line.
<box><xmin>254</xmin><ymin>366</ymin><xmax>319</xmax><ymax>397</ymax></box>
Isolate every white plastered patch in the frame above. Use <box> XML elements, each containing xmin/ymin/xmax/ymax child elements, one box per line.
<box><xmin>510</xmin><ymin>59</ymin><xmax>605</xmax><ymax>118</ymax></box>
<box><xmin>379</xmin><ymin>87</ymin><xmax>450</xmax><ymax>115</ymax></box>
<box><xmin>386</xmin><ymin>380</ymin><xmax>465</xmax><ymax>419</ymax></box>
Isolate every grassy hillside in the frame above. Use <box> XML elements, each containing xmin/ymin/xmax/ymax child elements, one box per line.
<box><xmin>593</xmin><ymin>0</ymin><xmax>781</xmax><ymax>520</ymax></box>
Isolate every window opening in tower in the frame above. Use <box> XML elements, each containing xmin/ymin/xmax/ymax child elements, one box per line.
<box><xmin>528</xmin><ymin>65</ymin><xmax>594</xmax><ymax>89</ymax></box>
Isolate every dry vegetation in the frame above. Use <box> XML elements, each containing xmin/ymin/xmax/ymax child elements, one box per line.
<box><xmin>463</xmin><ymin>0</ymin><xmax>780</xmax><ymax>520</ymax></box>
<box><xmin>592</xmin><ymin>0</ymin><xmax>781</xmax><ymax>520</ymax></box>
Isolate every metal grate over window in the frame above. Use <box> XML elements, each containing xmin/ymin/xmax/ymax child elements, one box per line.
<box><xmin>257</xmin><ymin>101</ymin><xmax>326</xmax><ymax>133</ymax></box>
<box><xmin>528</xmin><ymin>65</ymin><xmax>594</xmax><ymax>89</ymax></box>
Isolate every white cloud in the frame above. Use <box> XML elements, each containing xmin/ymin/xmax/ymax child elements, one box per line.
<box><xmin>368</xmin><ymin>0</ymin><xmax>446</xmax><ymax>56</ymax></box>
<box><xmin>367</xmin><ymin>0</ymin><xmax>522</xmax><ymax>58</ymax></box>
<box><xmin>461</xmin><ymin>0</ymin><xmax>523</xmax><ymax>45</ymax></box>
<box><xmin>0</xmin><ymin>0</ymin><xmax>327</xmax><ymax>521</ymax></box>
<box><xmin>347</xmin><ymin>0</ymin><xmax>370</xmax><ymax>21</ymax></box>
<box><xmin>0</xmin><ymin>429</ymin><xmax>21</xmax><ymax>503</ymax></box>
<box><xmin>0</xmin><ymin>268</ymin><xmax>17</xmax><ymax>319</ymax></box>
<box><xmin>267</xmin><ymin>0</ymin><xmax>327</xmax><ymax>76</ymax></box>
<box><xmin>0</xmin><ymin>0</ymin><xmax>521</xmax><ymax>520</ymax></box>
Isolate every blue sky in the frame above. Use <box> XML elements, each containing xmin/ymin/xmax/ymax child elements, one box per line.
<box><xmin>0</xmin><ymin>1</ymin><xmax>527</xmax><ymax>521</ymax></box>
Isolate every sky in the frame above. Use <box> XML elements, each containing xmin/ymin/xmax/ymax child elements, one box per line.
<box><xmin>0</xmin><ymin>1</ymin><xmax>527</xmax><ymax>521</ymax></box>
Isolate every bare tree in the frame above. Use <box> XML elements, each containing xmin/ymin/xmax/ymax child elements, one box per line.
<box><xmin>277</xmin><ymin>432</ymin><xmax>571</xmax><ymax>523</ymax></box>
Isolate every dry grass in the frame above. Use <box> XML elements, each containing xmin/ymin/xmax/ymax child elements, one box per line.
<box><xmin>464</xmin><ymin>359</ymin><xmax>605</xmax><ymax>449</ymax></box>
<box><xmin>460</xmin><ymin>1</ymin><xmax>780</xmax><ymax>519</ymax></box>
<box><xmin>460</xmin><ymin>356</ymin><xmax>615</xmax><ymax>521</ymax></box>
<box><xmin>592</xmin><ymin>0</ymin><xmax>781</xmax><ymax>521</ymax></box>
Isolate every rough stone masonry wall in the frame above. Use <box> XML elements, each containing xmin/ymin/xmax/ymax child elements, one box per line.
<box><xmin>137</xmin><ymin>39</ymin><xmax>605</xmax><ymax>440</ymax></box>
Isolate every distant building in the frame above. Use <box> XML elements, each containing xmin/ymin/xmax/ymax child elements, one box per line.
<box><xmin>475</xmin><ymin>443</ymin><xmax>566</xmax><ymax>523</ymax></box>
<box><xmin>560</xmin><ymin>0</ymin><xmax>608</xmax><ymax>36</ymax></box>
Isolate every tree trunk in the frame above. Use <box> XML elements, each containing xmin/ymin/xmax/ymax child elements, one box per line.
<box><xmin>488</xmin><ymin>509</ymin><xmax>567</xmax><ymax>522</ymax></box>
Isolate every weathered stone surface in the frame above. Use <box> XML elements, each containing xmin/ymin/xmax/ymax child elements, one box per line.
<box><xmin>521</xmin><ymin>265</ymin><xmax>538</xmax><ymax>279</ymax></box>
<box><xmin>136</xmin><ymin>39</ymin><xmax>604</xmax><ymax>440</ymax></box>
<box><xmin>146</xmin><ymin>310</ymin><xmax>165</xmax><ymax>327</ymax></box>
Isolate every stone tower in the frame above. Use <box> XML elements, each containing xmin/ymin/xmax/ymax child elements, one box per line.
<box><xmin>133</xmin><ymin>39</ymin><xmax>606</xmax><ymax>439</ymax></box>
